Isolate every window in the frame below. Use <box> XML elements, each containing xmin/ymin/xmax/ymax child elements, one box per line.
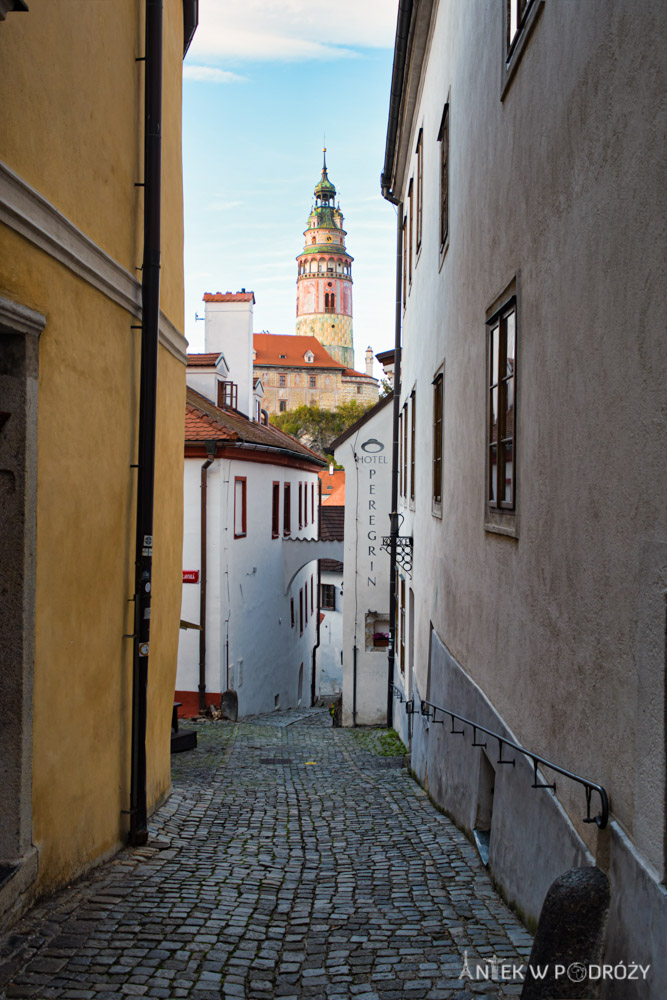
<box><xmin>402</xmin><ymin>216</ymin><xmax>407</xmax><ymax>308</ymax></box>
<box><xmin>304</xmin><ymin>482</ymin><xmax>308</xmax><ymax>526</ymax></box>
<box><xmin>502</xmin><ymin>0</ymin><xmax>543</xmax><ymax>98</ymax></box>
<box><xmin>311</xmin><ymin>483</ymin><xmax>315</xmax><ymax>524</ymax></box>
<box><xmin>298</xmin><ymin>482</ymin><xmax>303</xmax><ymax>528</ymax></box>
<box><xmin>432</xmin><ymin>372</ymin><xmax>443</xmax><ymax>509</ymax></box>
<box><xmin>234</xmin><ymin>477</ymin><xmax>247</xmax><ymax>538</ymax></box>
<box><xmin>410</xmin><ymin>391</ymin><xmax>416</xmax><ymax>501</ymax></box>
<box><xmin>283</xmin><ymin>483</ymin><xmax>291</xmax><ymax>536</ymax></box>
<box><xmin>299</xmin><ymin>588</ymin><xmax>304</xmax><ymax>634</ymax></box>
<box><xmin>309</xmin><ymin>375</ymin><xmax>317</xmax><ymax>388</ymax></box>
<box><xmin>402</xmin><ymin>402</ymin><xmax>408</xmax><ymax>498</ymax></box>
<box><xmin>218</xmin><ymin>380</ymin><xmax>238</xmax><ymax>410</ymax></box>
<box><xmin>398</xmin><ymin>411</ymin><xmax>403</xmax><ymax>497</ymax></box>
<box><xmin>487</xmin><ymin>301</ymin><xmax>517</xmax><ymax>512</ymax></box>
<box><xmin>321</xmin><ymin>584</ymin><xmax>336</xmax><ymax>611</ymax></box>
<box><xmin>508</xmin><ymin>0</ymin><xmax>536</xmax><ymax>52</ymax></box>
<box><xmin>408</xmin><ymin>178</ymin><xmax>414</xmax><ymax>285</ymax></box>
<box><xmin>272</xmin><ymin>481</ymin><xmax>280</xmax><ymax>538</ymax></box>
<box><xmin>416</xmin><ymin>129</ymin><xmax>423</xmax><ymax>253</ymax></box>
<box><xmin>290</xmin><ymin>597</ymin><xmax>295</xmax><ymax>628</ymax></box>
<box><xmin>279</xmin><ymin>400</ymin><xmax>287</xmax><ymax>412</ymax></box>
<box><xmin>305</xmin><ymin>580</ymin><xmax>308</xmax><ymax>623</ymax></box>
<box><xmin>399</xmin><ymin>577</ymin><xmax>406</xmax><ymax>674</ymax></box>
<box><xmin>438</xmin><ymin>103</ymin><xmax>449</xmax><ymax>251</ymax></box>
<box><xmin>279</xmin><ymin>374</ymin><xmax>286</xmax><ymax>387</ymax></box>
<box><xmin>310</xmin><ymin>574</ymin><xmax>314</xmax><ymax>614</ymax></box>
<box><xmin>356</xmin><ymin>385</ymin><xmax>362</xmax><ymax>394</ymax></box>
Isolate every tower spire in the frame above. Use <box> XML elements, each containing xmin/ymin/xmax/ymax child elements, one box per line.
<box><xmin>295</xmin><ymin>153</ymin><xmax>355</xmax><ymax>369</ymax></box>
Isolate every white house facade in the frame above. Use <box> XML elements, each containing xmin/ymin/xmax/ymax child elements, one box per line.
<box><xmin>317</xmin><ymin>560</ymin><xmax>344</xmax><ymax>699</ymax></box>
<box><xmin>381</xmin><ymin>0</ymin><xmax>666</xmax><ymax>993</ymax></box>
<box><xmin>176</xmin><ymin>292</ymin><xmax>329</xmax><ymax>718</ymax></box>
<box><xmin>333</xmin><ymin>396</ymin><xmax>394</xmax><ymax>727</ymax></box>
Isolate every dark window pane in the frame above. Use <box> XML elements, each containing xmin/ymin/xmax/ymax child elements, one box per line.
<box><xmin>489</xmin><ymin>445</ymin><xmax>498</xmax><ymax>502</ymax></box>
<box><xmin>491</xmin><ymin>324</ymin><xmax>500</xmax><ymax>384</ymax></box>
<box><xmin>502</xmin><ymin>441</ymin><xmax>513</xmax><ymax>504</ymax></box>
<box><xmin>490</xmin><ymin>387</ymin><xmax>499</xmax><ymax>442</ymax></box>
<box><xmin>506</xmin><ymin>310</ymin><xmax>516</xmax><ymax>376</ymax></box>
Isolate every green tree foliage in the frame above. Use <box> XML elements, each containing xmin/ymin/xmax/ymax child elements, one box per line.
<box><xmin>270</xmin><ymin>401</ymin><xmax>374</xmax><ymax>457</ymax></box>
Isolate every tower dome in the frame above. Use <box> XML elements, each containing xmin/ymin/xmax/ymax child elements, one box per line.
<box><xmin>295</xmin><ymin>150</ymin><xmax>354</xmax><ymax>369</ymax></box>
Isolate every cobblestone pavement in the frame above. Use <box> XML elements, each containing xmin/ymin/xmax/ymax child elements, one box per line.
<box><xmin>0</xmin><ymin>710</ymin><xmax>533</xmax><ymax>999</ymax></box>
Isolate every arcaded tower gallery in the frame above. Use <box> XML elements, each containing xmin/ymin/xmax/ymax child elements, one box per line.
<box><xmin>296</xmin><ymin>151</ymin><xmax>354</xmax><ymax>369</ymax></box>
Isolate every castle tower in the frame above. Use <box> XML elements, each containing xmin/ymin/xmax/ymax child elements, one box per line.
<box><xmin>296</xmin><ymin>150</ymin><xmax>354</xmax><ymax>369</ymax></box>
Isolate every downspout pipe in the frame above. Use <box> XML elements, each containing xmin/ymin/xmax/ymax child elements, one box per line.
<box><xmin>198</xmin><ymin>448</ymin><xmax>215</xmax><ymax>714</ymax></box>
<box><xmin>129</xmin><ymin>0</ymin><xmax>163</xmax><ymax>848</ymax></box>
<box><xmin>386</xmin><ymin>203</ymin><xmax>403</xmax><ymax>730</ymax></box>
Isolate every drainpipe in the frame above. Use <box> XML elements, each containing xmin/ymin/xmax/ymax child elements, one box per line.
<box><xmin>386</xmin><ymin>201</ymin><xmax>403</xmax><ymax>730</ymax></box>
<box><xmin>311</xmin><ymin>476</ymin><xmax>323</xmax><ymax>706</ymax></box>
<box><xmin>352</xmin><ymin>645</ymin><xmax>358</xmax><ymax>726</ymax></box>
<box><xmin>129</xmin><ymin>0</ymin><xmax>163</xmax><ymax>847</ymax></box>
<box><xmin>199</xmin><ymin>447</ymin><xmax>215</xmax><ymax>714</ymax></box>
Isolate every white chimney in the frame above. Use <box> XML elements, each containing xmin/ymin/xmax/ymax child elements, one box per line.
<box><xmin>204</xmin><ymin>292</ymin><xmax>255</xmax><ymax>418</ymax></box>
<box><xmin>365</xmin><ymin>345</ymin><xmax>373</xmax><ymax>377</ymax></box>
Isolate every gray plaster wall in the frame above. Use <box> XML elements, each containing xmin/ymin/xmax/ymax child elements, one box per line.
<box><xmin>387</xmin><ymin>0</ymin><xmax>667</xmax><ymax>989</ymax></box>
<box><xmin>412</xmin><ymin>631</ymin><xmax>592</xmax><ymax>923</ymax></box>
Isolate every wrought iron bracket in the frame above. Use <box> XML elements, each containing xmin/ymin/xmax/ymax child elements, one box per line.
<box><xmin>381</xmin><ymin>534</ymin><xmax>413</xmax><ymax>576</ymax></box>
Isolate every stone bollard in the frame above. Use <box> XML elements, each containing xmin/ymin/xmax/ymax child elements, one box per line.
<box><xmin>521</xmin><ymin>867</ymin><xmax>610</xmax><ymax>1000</ymax></box>
<box><xmin>220</xmin><ymin>689</ymin><xmax>238</xmax><ymax>722</ymax></box>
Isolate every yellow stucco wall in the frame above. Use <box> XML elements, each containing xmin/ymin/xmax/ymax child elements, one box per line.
<box><xmin>0</xmin><ymin>0</ymin><xmax>186</xmax><ymax>896</ymax></box>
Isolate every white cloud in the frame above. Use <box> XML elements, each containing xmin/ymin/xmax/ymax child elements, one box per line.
<box><xmin>187</xmin><ymin>0</ymin><xmax>395</xmax><ymax>63</ymax></box>
<box><xmin>183</xmin><ymin>65</ymin><xmax>246</xmax><ymax>83</ymax></box>
<box><xmin>207</xmin><ymin>199</ymin><xmax>246</xmax><ymax>212</ymax></box>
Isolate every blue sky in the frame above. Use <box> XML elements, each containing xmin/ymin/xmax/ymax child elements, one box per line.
<box><xmin>182</xmin><ymin>1</ymin><xmax>398</xmax><ymax>373</ymax></box>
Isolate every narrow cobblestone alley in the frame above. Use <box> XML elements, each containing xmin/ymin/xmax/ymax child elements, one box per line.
<box><xmin>0</xmin><ymin>711</ymin><xmax>533</xmax><ymax>1000</ymax></box>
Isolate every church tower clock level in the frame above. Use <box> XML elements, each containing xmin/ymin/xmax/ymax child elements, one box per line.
<box><xmin>296</xmin><ymin>151</ymin><xmax>354</xmax><ymax>369</ymax></box>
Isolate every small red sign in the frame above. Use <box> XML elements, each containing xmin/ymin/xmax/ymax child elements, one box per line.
<box><xmin>183</xmin><ymin>570</ymin><xmax>199</xmax><ymax>583</ymax></box>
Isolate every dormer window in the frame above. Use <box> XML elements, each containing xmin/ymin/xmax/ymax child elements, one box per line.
<box><xmin>279</xmin><ymin>354</ymin><xmax>286</xmax><ymax>359</ymax></box>
<box><xmin>304</xmin><ymin>351</ymin><xmax>314</xmax><ymax>364</ymax></box>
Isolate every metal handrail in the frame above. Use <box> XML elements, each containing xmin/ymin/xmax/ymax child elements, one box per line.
<box><xmin>418</xmin><ymin>698</ymin><xmax>609</xmax><ymax>829</ymax></box>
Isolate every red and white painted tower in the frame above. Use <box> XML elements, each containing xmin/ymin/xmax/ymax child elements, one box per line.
<box><xmin>296</xmin><ymin>151</ymin><xmax>354</xmax><ymax>369</ymax></box>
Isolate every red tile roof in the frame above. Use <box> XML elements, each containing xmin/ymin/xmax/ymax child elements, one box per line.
<box><xmin>185</xmin><ymin>387</ymin><xmax>325</xmax><ymax>466</ymax></box>
<box><xmin>319</xmin><ymin>469</ymin><xmax>345</xmax><ymax>505</ymax></box>
<box><xmin>325</xmin><ymin>482</ymin><xmax>345</xmax><ymax>506</ymax></box>
<box><xmin>253</xmin><ymin>333</ymin><xmax>375</xmax><ymax>380</ymax></box>
<box><xmin>203</xmin><ymin>291</ymin><xmax>255</xmax><ymax>303</ymax></box>
<box><xmin>187</xmin><ymin>352</ymin><xmax>223</xmax><ymax>368</ymax></box>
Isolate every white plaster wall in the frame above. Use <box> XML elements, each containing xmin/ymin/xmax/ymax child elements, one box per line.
<box><xmin>335</xmin><ymin>401</ymin><xmax>393</xmax><ymax>726</ymax></box>
<box><xmin>389</xmin><ymin>0</ymin><xmax>667</xmax><ymax>979</ymax></box>
<box><xmin>204</xmin><ymin>300</ymin><xmax>254</xmax><ymax>418</ymax></box>
<box><xmin>317</xmin><ymin>567</ymin><xmax>344</xmax><ymax>697</ymax></box>
<box><xmin>186</xmin><ymin>370</ymin><xmax>218</xmax><ymax>405</ymax></box>
<box><xmin>177</xmin><ymin>455</ymin><xmax>320</xmax><ymax>716</ymax></box>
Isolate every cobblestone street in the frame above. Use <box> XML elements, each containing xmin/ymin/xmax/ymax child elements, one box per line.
<box><xmin>0</xmin><ymin>710</ymin><xmax>533</xmax><ymax>1000</ymax></box>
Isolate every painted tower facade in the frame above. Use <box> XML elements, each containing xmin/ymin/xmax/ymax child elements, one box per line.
<box><xmin>296</xmin><ymin>152</ymin><xmax>354</xmax><ymax>369</ymax></box>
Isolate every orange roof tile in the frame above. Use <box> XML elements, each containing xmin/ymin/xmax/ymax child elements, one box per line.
<box><xmin>318</xmin><ymin>469</ymin><xmax>345</xmax><ymax>505</ymax></box>
<box><xmin>324</xmin><ymin>482</ymin><xmax>346</xmax><ymax>506</ymax></box>
<box><xmin>203</xmin><ymin>291</ymin><xmax>255</xmax><ymax>303</ymax></box>
<box><xmin>253</xmin><ymin>334</ymin><xmax>376</xmax><ymax>381</ymax></box>
<box><xmin>185</xmin><ymin>387</ymin><xmax>325</xmax><ymax>466</ymax></box>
